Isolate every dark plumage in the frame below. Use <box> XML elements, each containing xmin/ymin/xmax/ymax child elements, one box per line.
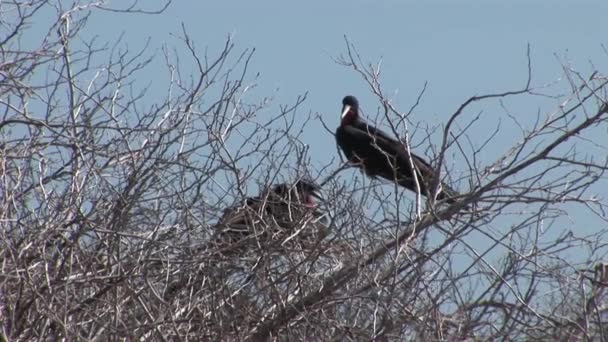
<box><xmin>214</xmin><ymin>180</ymin><xmax>329</xmax><ymax>253</ymax></box>
<box><xmin>336</xmin><ymin>95</ymin><xmax>459</xmax><ymax>203</ymax></box>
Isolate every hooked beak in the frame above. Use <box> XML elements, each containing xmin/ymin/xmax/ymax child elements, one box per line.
<box><xmin>341</xmin><ymin>105</ymin><xmax>352</xmax><ymax>119</ymax></box>
<box><xmin>304</xmin><ymin>189</ymin><xmax>323</xmax><ymax>208</ymax></box>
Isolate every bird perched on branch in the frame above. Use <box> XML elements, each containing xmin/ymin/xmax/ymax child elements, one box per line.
<box><xmin>213</xmin><ymin>179</ymin><xmax>329</xmax><ymax>254</ymax></box>
<box><xmin>335</xmin><ymin>95</ymin><xmax>459</xmax><ymax>203</ymax></box>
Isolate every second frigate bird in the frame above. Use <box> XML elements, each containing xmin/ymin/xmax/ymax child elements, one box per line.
<box><xmin>164</xmin><ymin>180</ymin><xmax>329</xmax><ymax>303</ymax></box>
<box><xmin>335</xmin><ymin>95</ymin><xmax>459</xmax><ymax>203</ymax></box>
<box><xmin>213</xmin><ymin>179</ymin><xmax>329</xmax><ymax>254</ymax></box>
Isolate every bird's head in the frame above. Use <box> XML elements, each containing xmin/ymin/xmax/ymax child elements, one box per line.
<box><xmin>294</xmin><ymin>179</ymin><xmax>322</xmax><ymax>207</ymax></box>
<box><xmin>272</xmin><ymin>180</ymin><xmax>322</xmax><ymax>208</ymax></box>
<box><xmin>341</xmin><ymin>95</ymin><xmax>360</xmax><ymax>125</ymax></box>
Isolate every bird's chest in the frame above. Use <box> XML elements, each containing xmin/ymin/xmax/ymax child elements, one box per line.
<box><xmin>335</xmin><ymin>127</ymin><xmax>355</xmax><ymax>159</ymax></box>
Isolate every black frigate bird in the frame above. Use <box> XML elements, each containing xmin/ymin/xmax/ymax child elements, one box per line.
<box><xmin>165</xmin><ymin>181</ymin><xmax>328</xmax><ymax>301</ymax></box>
<box><xmin>213</xmin><ymin>179</ymin><xmax>329</xmax><ymax>253</ymax></box>
<box><xmin>335</xmin><ymin>95</ymin><xmax>459</xmax><ymax>203</ymax></box>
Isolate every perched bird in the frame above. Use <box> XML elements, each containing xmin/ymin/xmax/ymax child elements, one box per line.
<box><xmin>213</xmin><ymin>179</ymin><xmax>329</xmax><ymax>253</ymax></box>
<box><xmin>335</xmin><ymin>95</ymin><xmax>459</xmax><ymax>203</ymax></box>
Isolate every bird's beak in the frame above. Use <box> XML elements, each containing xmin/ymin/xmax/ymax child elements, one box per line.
<box><xmin>341</xmin><ymin>105</ymin><xmax>352</xmax><ymax>119</ymax></box>
<box><xmin>310</xmin><ymin>190</ymin><xmax>323</xmax><ymax>201</ymax></box>
<box><xmin>305</xmin><ymin>190</ymin><xmax>323</xmax><ymax>208</ymax></box>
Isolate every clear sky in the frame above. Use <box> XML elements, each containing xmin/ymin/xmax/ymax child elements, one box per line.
<box><xmin>83</xmin><ymin>1</ymin><xmax>608</xmax><ymax>252</ymax></box>
<box><xmin>87</xmin><ymin>0</ymin><xmax>608</xmax><ymax>168</ymax></box>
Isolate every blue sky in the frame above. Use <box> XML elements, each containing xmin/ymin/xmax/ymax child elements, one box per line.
<box><xmin>81</xmin><ymin>1</ymin><xmax>608</xmax><ymax>248</ymax></box>
<box><xmin>88</xmin><ymin>1</ymin><xmax>608</xmax><ymax>170</ymax></box>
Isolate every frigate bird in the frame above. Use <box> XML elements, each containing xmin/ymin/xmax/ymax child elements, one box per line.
<box><xmin>335</xmin><ymin>95</ymin><xmax>459</xmax><ymax>203</ymax></box>
<box><xmin>214</xmin><ymin>179</ymin><xmax>329</xmax><ymax>253</ymax></box>
<box><xmin>164</xmin><ymin>180</ymin><xmax>329</xmax><ymax>305</ymax></box>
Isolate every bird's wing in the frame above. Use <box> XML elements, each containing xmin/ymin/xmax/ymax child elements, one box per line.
<box><xmin>216</xmin><ymin>197</ymin><xmax>264</xmax><ymax>232</ymax></box>
<box><xmin>350</xmin><ymin>122</ymin><xmax>435</xmax><ymax>171</ymax></box>
<box><xmin>346</xmin><ymin>123</ymin><xmax>442</xmax><ymax>191</ymax></box>
<box><xmin>357</xmin><ymin>121</ymin><xmax>400</xmax><ymax>146</ymax></box>
<box><xmin>216</xmin><ymin>206</ymin><xmax>253</xmax><ymax>234</ymax></box>
<box><xmin>408</xmin><ymin>152</ymin><xmax>435</xmax><ymax>176</ymax></box>
<box><xmin>345</xmin><ymin>121</ymin><xmax>460</xmax><ymax>201</ymax></box>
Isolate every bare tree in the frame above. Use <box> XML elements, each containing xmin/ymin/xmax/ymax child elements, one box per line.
<box><xmin>2</xmin><ymin>2</ymin><xmax>608</xmax><ymax>341</ymax></box>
